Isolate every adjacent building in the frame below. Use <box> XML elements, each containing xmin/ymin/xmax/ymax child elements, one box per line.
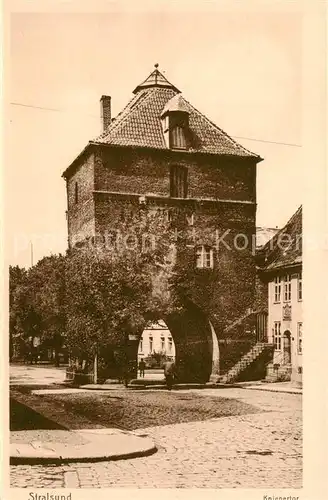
<box><xmin>258</xmin><ymin>206</ymin><xmax>302</xmax><ymax>385</ymax></box>
<box><xmin>138</xmin><ymin>321</ymin><xmax>176</xmax><ymax>364</ymax></box>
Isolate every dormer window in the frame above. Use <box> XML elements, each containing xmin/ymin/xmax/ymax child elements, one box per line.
<box><xmin>171</xmin><ymin>125</ymin><xmax>187</xmax><ymax>149</ymax></box>
<box><xmin>161</xmin><ymin>94</ymin><xmax>190</xmax><ymax>150</ymax></box>
<box><xmin>163</xmin><ymin>115</ymin><xmax>188</xmax><ymax>150</ymax></box>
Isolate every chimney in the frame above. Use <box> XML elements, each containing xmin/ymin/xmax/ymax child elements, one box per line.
<box><xmin>100</xmin><ymin>95</ymin><xmax>111</xmax><ymax>132</ymax></box>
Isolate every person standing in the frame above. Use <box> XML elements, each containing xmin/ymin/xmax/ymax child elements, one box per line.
<box><xmin>164</xmin><ymin>360</ymin><xmax>176</xmax><ymax>390</ymax></box>
<box><xmin>139</xmin><ymin>359</ymin><xmax>146</xmax><ymax>378</ymax></box>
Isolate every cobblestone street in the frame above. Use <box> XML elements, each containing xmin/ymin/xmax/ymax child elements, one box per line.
<box><xmin>10</xmin><ymin>388</ymin><xmax>302</xmax><ymax>489</ymax></box>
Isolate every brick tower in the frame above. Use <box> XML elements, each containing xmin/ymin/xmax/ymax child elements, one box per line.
<box><xmin>63</xmin><ymin>65</ymin><xmax>263</xmax><ymax>382</ymax></box>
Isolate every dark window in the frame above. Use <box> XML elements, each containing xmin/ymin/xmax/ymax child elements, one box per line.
<box><xmin>274</xmin><ymin>276</ymin><xmax>281</xmax><ymax>303</ymax></box>
<box><xmin>273</xmin><ymin>322</ymin><xmax>282</xmax><ymax>350</ymax></box>
<box><xmin>171</xmin><ymin>125</ymin><xmax>187</xmax><ymax>149</ymax></box>
<box><xmin>297</xmin><ymin>323</ymin><xmax>302</xmax><ymax>354</ymax></box>
<box><xmin>284</xmin><ymin>274</ymin><xmax>292</xmax><ymax>301</ymax></box>
<box><xmin>74</xmin><ymin>182</ymin><xmax>78</xmax><ymax>204</ymax></box>
<box><xmin>297</xmin><ymin>273</ymin><xmax>302</xmax><ymax>301</ymax></box>
<box><xmin>196</xmin><ymin>245</ymin><xmax>214</xmax><ymax>269</ymax></box>
<box><xmin>170</xmin><ymin>165</ymin><xmax>188</xmax><ymax>198</ymax></box>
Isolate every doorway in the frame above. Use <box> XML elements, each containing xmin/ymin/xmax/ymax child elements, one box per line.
<box><xmin>283</xmin><ymin>330</ymin><xmax>291</xmax><ymax>364</ymax></box>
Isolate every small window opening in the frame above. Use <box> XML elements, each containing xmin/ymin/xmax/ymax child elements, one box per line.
<box><xmin>196</xmin><ymin>245</ymin><xmax>214</xmax><ymax>269</ymax></box>
<box><xmin>74</xmin><ymin>182</ymin><xmax>79</xmax><ymax>204</ymax></box>
<box><xmin>170</xmin><ymin>165</ymin><xmax>188</xmax><ymax>198</ymax></box>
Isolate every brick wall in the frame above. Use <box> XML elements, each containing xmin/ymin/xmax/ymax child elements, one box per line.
<box><xmin>95</xmin><ymin>146</ymin><xmax>256</xmax><ymax>202</ymax></box>
<box><xmin>65</xmin><ymin>144</ymin><xmax>258</xmax><ymax>378</ymax></box>
<box><xmin>66</xmin><ymin>152</ymin><xmax>95</xmax><ymax>247</ymax></box>
<box><xmin>254</xmin><ymin>272</ymin><xmax>269</xmax><ymax>313</ymax></box>
<box><xmin>92</xmin><ymin>196</ymin><xmax>256</xmax><ymax>376</ymax></box>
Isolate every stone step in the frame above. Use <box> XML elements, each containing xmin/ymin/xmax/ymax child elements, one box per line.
<box><xmin>219</xmin><ymin>342</ymin><xmax>274</xmax><ymax>384</ymax></box>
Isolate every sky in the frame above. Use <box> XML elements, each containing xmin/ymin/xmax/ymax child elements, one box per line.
<box><xmin>6</xmin><ymin>5</ymin><xmax>303</xmax><ymax>268</ymax></box>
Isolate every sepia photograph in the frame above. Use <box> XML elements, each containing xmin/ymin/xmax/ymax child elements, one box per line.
<box><xmin>2</xmin><ymin>0</ymin><xmax>327</xmax><ymax>497</ymax></box>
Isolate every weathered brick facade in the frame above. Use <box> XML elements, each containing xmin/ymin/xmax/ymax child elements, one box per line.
<box><xmin>63</xmin><ymin>67</ymin><xmax>263</xmax><ymax>382</ymax></box>
<box><xmin>66</xmin><ymin>151</ymin><xmax>95</xmax><ymax>247</ymax></box>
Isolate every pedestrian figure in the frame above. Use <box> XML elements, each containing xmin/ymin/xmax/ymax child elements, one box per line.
<box><xmin>164</xmin><ymin>360</ymin><xmax>176</xmax><ymax>391</ymax></box>
<box><xmin>139</xmin><ymin>359</ymin><xmax>146</xmax><ymax>378</ymax></box>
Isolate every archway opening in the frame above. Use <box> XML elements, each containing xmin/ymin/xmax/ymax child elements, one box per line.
<box><xmin>137</xmin><ymin>320</ymin><xmax>176</xmax><ymax>380</ymax></box>
<box><xmin>132</xmin><ymin>302</ymin><xmax>219</xmax><ymax>383</ymax></box>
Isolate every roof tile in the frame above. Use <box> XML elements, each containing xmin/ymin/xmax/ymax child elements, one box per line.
<box><xmin>94</xmin><ymin>85</ymin><xmax>260</xmax><ymax>158</ymax></box>
<box><xmin>262</xmin><ymin>206</ymin><xmax>302</xmax><ymax>271</ymax></box>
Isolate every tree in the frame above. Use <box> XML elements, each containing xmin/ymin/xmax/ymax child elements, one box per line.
<box><xmin>64</xmin><ymin>205</ymin><xmax>176</xmax><ymax>379</ymax></box>
<box><xmin>9</xmin><ymin>265</ymin><xmax>27</xmax><ymax>360</ymax></box>
<box><xmin>9</xmin><ymin>205</ymin><xmax>179</xmax><ymax>376</ymax></box>
<box><xmin>9</xmin><ymin>256</ymin><xmax>67</xmax><ymax>363</ymax></box>
<box><xmin>27</xmin><ymin>255</ymin><xmax>67</xmax><ymax>365</ymax></box>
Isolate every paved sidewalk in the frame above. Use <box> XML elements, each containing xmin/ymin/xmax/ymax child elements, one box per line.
<box><xmin>10</xmin><ymin>364</ymin><xmax>66</xmax><ymax>386</ymax></box>
<box><xmin>243</xmin><ymin>382</ymin><xmax>302</xmax><ymax>394</ymax></box>
<box><xmin>10</xmin><ymin>364</ymin><xmax>302</xmax><ymax>395</ymax></box>
<box><xmin>81</xmin><ymin>380</ymin><xmax>302</xmax><ymax>394</ymax></box>
<box><xmin>30</xmin><ymin>388</ymin><xmax>118</xmax><ymax>395</ymax></box>
<box><xmin>10</xmin><ymin>428</ymin><xmax>156</xmax><ymax>465</ymax></box>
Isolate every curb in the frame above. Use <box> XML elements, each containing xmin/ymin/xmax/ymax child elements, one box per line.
<box><xmin>10</xmin><ymin>444</ymin><xmax>158</xmax><ymax>465</ymax></box>
<box><xmin>244</xmin><ymin>386</ymin><xmax>302</xmax><ymax>395</ymax></box>
<box><xmin>127</xmin><ymin>383</ymin><xmax>239</xmax><ymax>390</ymax></box>
<box><xmin>10</xmin><ymin>430</ymin><xmax>157</xmax><ymax>465</ymax></box>
<box><xmin>80</xmin><ymin>382</ymin><xmax>241</xmax><ymax>391</ymax></box>
<box><xmin>80</xmin><ymin>384</ymin><xmax>125</xmax><ymax>391</ymax></box>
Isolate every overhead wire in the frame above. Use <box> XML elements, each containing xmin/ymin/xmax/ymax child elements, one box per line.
<box><xmin>10</xmin><ymin>101</ymin><xmax>302</xmax><ymax>147</ymax></box>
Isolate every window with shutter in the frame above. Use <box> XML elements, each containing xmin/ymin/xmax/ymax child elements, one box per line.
<box><xmin>170</xmin><ymin>165</ymin><xmax>188</xmax><ymax>198</ymax></box>
<box><xmin>171</xmin><ymin>125</ymin><xmax>187</xmax><ymax>149</ymax></box>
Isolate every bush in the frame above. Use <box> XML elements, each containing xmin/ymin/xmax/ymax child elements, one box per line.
<box><xmin>144</xmin><ymin>351</ymin><xmax>170</xmax><ymax>369</ymax></box>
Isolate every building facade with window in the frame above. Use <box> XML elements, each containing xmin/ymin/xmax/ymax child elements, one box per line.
<box><xmin>63</xmin><ymin>65</ymin><xmax>264</xmax><ymax>382</ymax></box>
<box><xmin>137</xmin><ymin>321</ymin><xmax>176</xmax><ymax>364</ymax></box>
<box><xmin>258</xmin><ymin>207</ymin><xmax>302</xmax><ymax>385</ymax></box>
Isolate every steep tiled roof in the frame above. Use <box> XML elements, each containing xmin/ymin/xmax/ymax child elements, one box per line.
<box><xmin>261</xmin><ymin>206</ymin><xmax>302</xmax><ymax>271</ymax></box>
<box><xmin>256</xmin><ymin>227</ymin><xmax>280</xmax><ymax>249</ymax></box>
<box><xmin>161</xmin><ymin>94</ymin><xmax>190</xmax><ymax>115</ymax></box>
<box><xmin>93</xmin><ymin>68</ymin><xmax>261</xmax><ymax>159</ymax></box>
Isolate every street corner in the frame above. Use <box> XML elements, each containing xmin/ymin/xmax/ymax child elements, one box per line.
<box><xmin>10</xmin><ymin>429</ymin><xmax>157</xmax><ymax>465</ymax></box>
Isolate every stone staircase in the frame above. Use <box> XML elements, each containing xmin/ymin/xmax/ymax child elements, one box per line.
<box><xmin>224</xmin><ymin>307</ymin><xmax>255</xmax><ymax>333</ymax></box>
<box><xmin>218</xmin><ymin>342</ymin><xmax>274</xmax><ymax>384</ymax></box>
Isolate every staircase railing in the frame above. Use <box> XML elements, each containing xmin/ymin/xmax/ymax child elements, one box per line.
<box><xmin>224</xmin><ymin>308</ymin><xmax>259</xmax><ymax>333</ymax></box>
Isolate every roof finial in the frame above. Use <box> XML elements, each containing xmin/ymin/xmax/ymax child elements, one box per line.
<box><xmin>154</xmin><ymin>63</ymin><xmax>159</xmax><ymax>84</ymax></box>
<box><xmin>132</xmin><ymin>65</ymin><xmax>180</xmax><ymax>94</ymax></box>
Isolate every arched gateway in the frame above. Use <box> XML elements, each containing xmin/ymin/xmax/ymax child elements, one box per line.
<box><xmin>63</xmin><ymin>66</ymin><xmax>263</xmax><ymax>383</ymax></box>
<box><xmin>134</xmin><ymin>305</ymin><xmax>219</xmax><ymax>383</ymax></box>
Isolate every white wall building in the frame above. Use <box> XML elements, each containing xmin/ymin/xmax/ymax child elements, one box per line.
<box><xmin>267</xmin><ymin>271</ymin><xmax>302</xmax><ymax>384</ymax></box>
<box><xmin>262</xmin><ymin>207</ymin><xmax>302</xmax><ymax>385</ymax></box>
<box><xmin>138</xmin><ymin>320</ymin><xmax>176</xmax><ymax>362</ymax></box>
